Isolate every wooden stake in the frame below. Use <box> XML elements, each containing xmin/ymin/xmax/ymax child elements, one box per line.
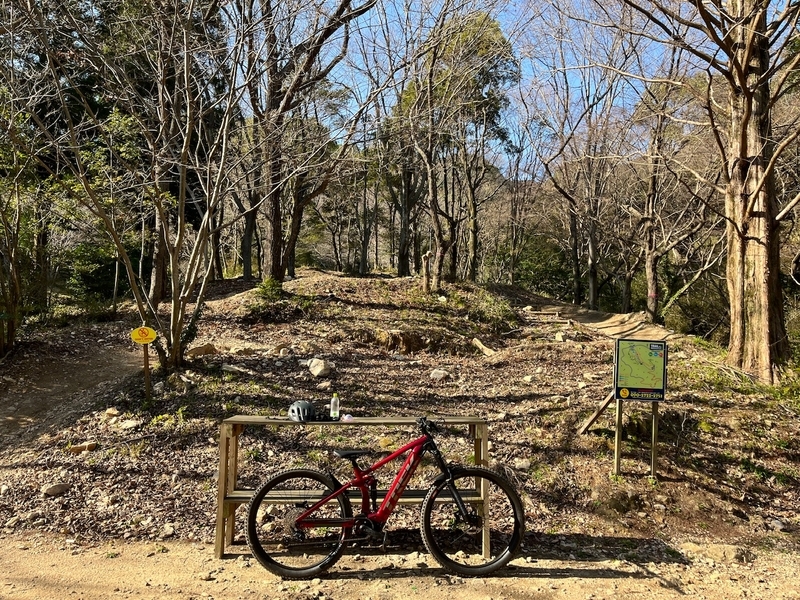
<box><xmin>143</xmin><ymin>343</ymin><xmax>152</xmax><ymax>402</ymax></box>
<box><xmin>614</xmin><ymin>398</ymin><xmax>623</xmax><ymax>476</ymax></box>
<box><xmin>577</xmin><ymin>390</ymin><xmax>615</xmax><ymax>434</ymax></box>
<box><xmin>651</xmin><ymin>401</ymin><xmax>659</xmax><ymax>479</ymax></box>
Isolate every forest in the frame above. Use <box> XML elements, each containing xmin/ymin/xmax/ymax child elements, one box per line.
<box><xmin>1</xmin><ymin>0</ymin><xmax>800</xmax><ymax>383</ymax></box>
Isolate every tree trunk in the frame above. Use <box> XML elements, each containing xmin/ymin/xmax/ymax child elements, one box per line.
<box><xmin>621</xmin><ymin>270</ymin><xmax>633</xmax><ymax>314</ymax></box>
<box><xmin>724</xmin><ymin>2</ymin><xmax>788</xmax><ymax>383</ymax></box>
<box><xmin>397</xmin><ymin>205</ymin><xmax>412</xmax><ymax>276</ymax></box>
<box><xmin>149</xmin><ymin>209</ymin><xmax>168</xmax><ymax>306</ymax></box>
<box><xmin>264</xmin><ymin>141</ymin><xmax>284</xmax><ymax>281</ymax></box>
<box><xmin>586</xmin><ymin>220</ymin><xmax>598</xmax><ymax>309</ymax></box>
<box><xmin>32</xmin><ymin>206</ymin><xmax>49</xmax><ymax>312</ymax></box>
<box><xmin>467</xmin><ymin>192</ymin><xmax>479</xmax><ymax>282</ymax></box>
<box><xmin>645</xmin><ymin>253</ymin><xmax>659</xmax><ymax>323</ymax></box>
<box><xmin>568</xmin><ymin>204</ymin><xmax>583</xmax><ymax>305</ymax></box>
<box><xmin>241</xmin><ymin>207</ymin><xmax>258</xmax><ymax>281</ymax></box>
<box><xmin>211</xmin><ymin>204</ymin><xmax>224</xmax><ymax>281</ymax></box>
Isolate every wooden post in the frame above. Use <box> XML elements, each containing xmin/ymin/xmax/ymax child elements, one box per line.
<box><xmin>577</xmin><ymin>390</ymin><xmax>615</xmax><ymax>434</ymax></box>
<box><xmin>214</xmin><ymin>423</ymin><xmax>232</xmax><ymax>558</ymax></box>
<box><xmin>130</xmin><ymin>327</ymin><xmax>157</xmax><ymax>401</ymax></box>
<box><xmin>650</xmin><ymin>401</ymin><xmax>659</xmax><ymax>479</ymax></box>
<box><xmin>143</xmin><ymin>344</ymin><xmax>152</xmax><ymax>402</ymax></box>
<box><xmin>613</xmin><ymin>398</ymin><xmax>623</xmax><ymax>476</ymax></box>
<box><xmin>422</xmin><ymin>251</ymin><xmax>432</xmax><ymax>294</ymax></box>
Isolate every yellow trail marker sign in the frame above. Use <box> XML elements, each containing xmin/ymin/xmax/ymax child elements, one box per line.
<box><xmin>131</xmin><ymin>326</ymin><xmax>157</xmax><ymax>345</ymax></box>
<box><xmin>131</xmin><ymin>326</ymin><xmax>157</xmax><ymax>402</ymax></box>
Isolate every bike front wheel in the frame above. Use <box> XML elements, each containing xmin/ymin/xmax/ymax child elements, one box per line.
<box><xmin>421</xmin><ymin>466</ymin><xmax>525</xmax><ymax>576</ymax></box>
<box><xmin>246</xmin><ymin>469</ymin><xmax>352</xmax><ymax>579</ymax></box>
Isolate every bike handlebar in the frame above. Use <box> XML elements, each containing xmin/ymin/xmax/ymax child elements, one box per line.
<box><xmin>417</xmin><ymin>416</ymin><xmax>441</xmax><ymax>435</ymax></box>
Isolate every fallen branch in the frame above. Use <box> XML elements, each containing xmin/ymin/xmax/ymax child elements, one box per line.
<box><xmin>471</xmin><ymin>338</ymin><xmax>497</xmax><ymax>356</ymax></box>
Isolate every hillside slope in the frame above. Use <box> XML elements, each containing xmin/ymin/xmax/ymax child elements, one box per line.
<box><xmin>0</xmin><ymin>269</ymin><xmax>798</xmax><ymax>599</ymax></box>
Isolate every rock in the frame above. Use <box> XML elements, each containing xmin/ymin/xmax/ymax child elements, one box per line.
<box><xmin>653</xmin><ymin>503</ymin><xmax>667</xmax><ymax>512</ymax></box>
<box><xmin>523</xmin><ymin>375</ymin><xmax>534</xmax><ymax>383</ymax></box>
<box><xmin>606</xmin><ymin>491</ymin><xmax>642</xmax><ymax>514</ymax></box>
<box><xmin>684</xmin><ymin>543</ymin><xmax>755</xmax><ymax>564</ymax></box>
<box><xmin>41</xmin><ymin>483</ymin><xmax>71</xmax><ymax>497</ymax></box>
<box><xmin>197</xmin><ymin>572</ymin><xmax>214</xmax><ymax>581</ymax></box>
<box><xmin>232</xmin><ymin>346</ymin><xmax>256</xmax><ymax>356</ymax></box>
<box><xmin>577</xmin><ymin>381</ymin><xmax>587</xmax><ymax>389</ymax></box>
<box><xmin>161</xmin><ymin>524</ymin><xmax>175</xmax><ymax>538</ymax></box>
<box><xmin>68</xmin><ymin>441</ymin><xmax>98</xmax><ymax>454</ymax></box>
<box><xmin>104</xmin><ymin>408</ymin><xmax>120</xmax><ymax>419</ymax></box>
<box><xmin>308</xmin><ymin>358</ymin><xmax>333</xmax><ymax>378</ymax></box>
<box><xmin>221</xmin><ymin>364</ymin><xmax>253</xmax><ymax>375</ymax></box>
<box><xmin>279</xmin><ymin>347</ymin><xmax>290</xmax><ymax>357</ymax></box>
<box><xmin>514</xmin><ymin>458</ymin><xmax>531</xmax><ymax>471</ymax></box>
<box><xmin>0</xmin><ymin>484</ymin><xmax>8</xmax><ymax>496</ymax></box>
<box><xmin>769</xmin><ymin>519</ymin><xmax>787</xmax><ymax>532</ymax></box>
<box><xmin>316</xmin><ymin>381</ymin><xmax>332</xmax><ymax>391</ymax></box>
<box><xmin>731</xmin><ymin>508</ymin><xmax>749</xmax><ymax>521</ymax></box>
<box><xmin>269</xmin><ymin>343</ymin><xmax>290</xmax><ymax>355</ymax></box>
<box><xmin>153</xmin><ymin>381</ymin><xmax>166</xmax><ymax>395</ymax></box>
<box><xmin>119</xmin><ymin>419</ymin><xmax>143</xmax><ymax>431</ymax></box>
<box><xmin>186</xmin><ymin>343</ymin><xmax>218</xmax><ymax>357</ymax></box>
<box><xmin>4</xmin><ymin>516</ymin><xmax>20</xmax><ymax>528</ymax></box>
<box><xmin>555</xmin><ymin>332</ymin><xmax>565</xmax><ymax>342</ymax></box>
<box><xmin>430</xmin><ymin>369</ymin><xmax>449</xmax><ymax>381</ymax></box>
<box><xmin>375</xmin><ymin>329</ymin><xmax>425</xmax><ymax>354</ymax></box>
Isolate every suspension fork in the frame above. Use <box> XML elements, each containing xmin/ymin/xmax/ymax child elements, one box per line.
<box><xmin>424</xmin><ymin>438</ymin><xmax>474</xmax><ymax>519</ymax></box>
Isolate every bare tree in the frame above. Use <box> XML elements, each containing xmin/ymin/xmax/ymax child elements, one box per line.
<box><xmin>522</xmin><ymin>6</ymin><xmax>639</xmax><ymax>309</ymax></box>
<box><xmin>1</xmin><ymin>0</ymin><xmax>251</xmax><ymax>369</ymax></box>
<box><xmin>232</xmin><ymin>0</ymin><xmax>376</xmax><ymax>283</ymax></box>
<box><xmin>594</xmin><ymin>0</ymin><xmax>800</xmax><ymax>382</ymax></box>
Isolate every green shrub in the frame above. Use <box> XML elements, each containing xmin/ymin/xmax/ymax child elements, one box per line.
<box><xmin>255</xmin><ymin>278</ymin><xmax>283</xmax><ymax>302</ymax></box>
<box><xmin>514</xmin><ymin>238</ymin><xmax>572</xmax><ymax>300</ymax></box>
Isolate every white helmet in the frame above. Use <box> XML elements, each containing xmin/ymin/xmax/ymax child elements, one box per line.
<box><xmin>288</xmin><ymin>400</ymin><xmax>316</xmax><ymax>422</ymax></box>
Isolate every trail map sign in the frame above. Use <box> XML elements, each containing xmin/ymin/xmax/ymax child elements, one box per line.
<box><xmin>614</xmin><ymin>339</ymin><xmax>667</xmax><ymax>401</ymax></box>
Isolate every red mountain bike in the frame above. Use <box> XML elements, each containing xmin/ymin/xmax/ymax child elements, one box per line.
<box><xmin>246</xmin><ymin>416</ymin><xmax>525</xmax><ymax>578</ymax></box>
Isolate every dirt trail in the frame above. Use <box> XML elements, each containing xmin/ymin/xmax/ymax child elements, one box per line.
<box><xmin>0</xmin><ymin>323</ymin><xmax>141</xmax><ymax>442</ymax></box>
<box><xmin>2</xmin><ymin>530</ymin><xmax>800</xmax><ymax>600</ymax></box>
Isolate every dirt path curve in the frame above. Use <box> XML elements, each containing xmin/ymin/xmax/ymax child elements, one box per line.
<box><xmin>0</xmin><ymin>322</ymin><xmax>141</xmax><ymax>442</ymax></box>
<box><xmin>532</xmin><ymin>302</ymin><xmax>681</xmax><ymax>342</ymax></box>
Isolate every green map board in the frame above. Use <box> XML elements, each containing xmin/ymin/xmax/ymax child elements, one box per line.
<box><xmin>614</xmin><ymin>339</ymin><xmax>667</xmax><ymax>401</ymax></box>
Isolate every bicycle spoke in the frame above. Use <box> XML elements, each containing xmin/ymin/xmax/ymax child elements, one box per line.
<box><xmin>247</xmin><ymin>470</ymin><xmax>351</xmax><ymax>579</ymax></box>
<box><xmin>421</xmin><ymin>467</ymin><xmax>524</xmax><ymax>576</ymax></box>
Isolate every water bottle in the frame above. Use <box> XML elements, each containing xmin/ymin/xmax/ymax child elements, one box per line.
<box><xmin>330</xmin><ymin>393</ymin><xmax>340</xmax><ymax>420</ymax></box>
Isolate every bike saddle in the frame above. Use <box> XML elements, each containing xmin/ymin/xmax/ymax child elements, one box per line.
<box><xmin>333</xmin><ymin>449</ymin><xmax>372</xmax><ymax>460</ymax></box>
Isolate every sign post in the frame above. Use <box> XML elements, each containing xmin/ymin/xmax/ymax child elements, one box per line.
<box><xmin>612</xmin><ymin>339</ymin><xmax>667</xmax><ymax>478</ymax></box>
<box><xmin>131</xmin><ymin>326</ymin><xmax>158</xmax><ymax>402</ymax></box>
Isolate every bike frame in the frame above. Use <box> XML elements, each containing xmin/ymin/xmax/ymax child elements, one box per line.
<box><xmin>296</xmin><ymin>433</ymin><xmax>435</xmax><ymax>529</ymax></box>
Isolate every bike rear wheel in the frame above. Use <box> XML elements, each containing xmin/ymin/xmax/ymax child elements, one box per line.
<box><xmin>421</xmin><ymin>466</ymin><xmax>524</xmax><ymax>576</ymax></box>
<box><xmin>246</xmin><ymin>469</ymin><xmax>352</xmax><ymax>579</ymax></box>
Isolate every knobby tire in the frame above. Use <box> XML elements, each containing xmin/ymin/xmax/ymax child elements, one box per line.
<box><xmin>246</xmin><ymin>468</ymin><xmax>352</xmax><ymax>579</ymax></box>
<box><xmin>420</xmin><ymin>465</ymin><xmax>525</xmax><ymax>576</ymax></box>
